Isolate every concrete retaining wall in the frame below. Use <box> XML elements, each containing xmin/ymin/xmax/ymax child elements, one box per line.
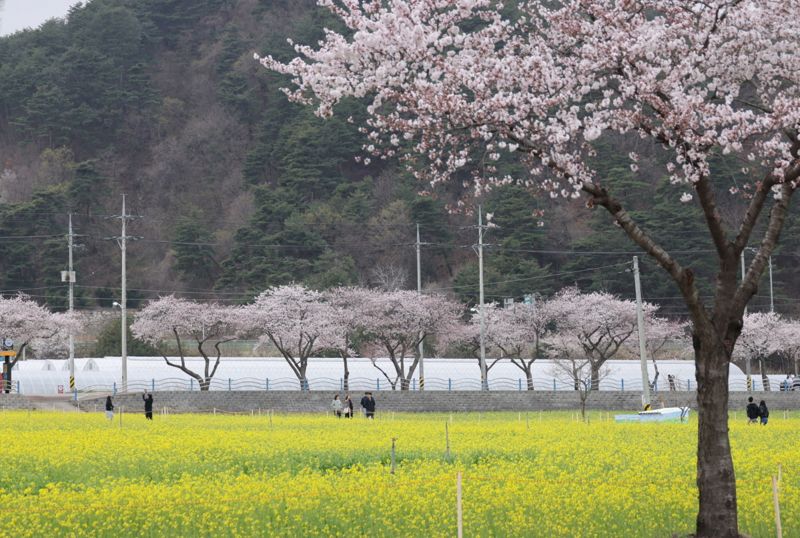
<box><xmin>0</xmin><ymin>394</ymin><xmax>34</xmax><ymax>410</ymax></box>
<box><xmin>75</xmin><ymin>390</ymin><xmax>800</xmax><ymax>414</ymax></box>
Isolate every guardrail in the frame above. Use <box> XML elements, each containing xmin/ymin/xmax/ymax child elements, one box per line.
<box><xmin>67</xmin><ymin>375</ymin><xmax>800</xmax><ymax>395</ymax></box>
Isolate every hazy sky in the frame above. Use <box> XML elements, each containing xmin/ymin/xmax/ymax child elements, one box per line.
<box><xmin>0</xmin><ymin>0</ymin><xmax>79</xmax><ymax>37</ymax></box>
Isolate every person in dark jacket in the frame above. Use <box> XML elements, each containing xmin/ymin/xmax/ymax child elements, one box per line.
<box><xmin>360</xmin><ymin>392</ymin><xmax>376</xmax><ymax>419</ymax></box>
<box><xmin>143</xmin><ymin>392</ymin><xmax>154</xmax><ymax>420</ymax></box>
<box><xmin>745</xmin><ymin>396</ymin><xmax>760</xmax><ymax>424</ymax></box>
<box><xmin>343</xmin><ymin>394</ymin><xmax>354</xmax><ymax>419</ymax></box>
<box><xmin>759</xmin><ymin>400</ymin><xmax>769</xmax><ymax>425</ymax></box>
<box><xmin>105</xmin><ymin>396</ymin><xmax>114</xmax><ymax>421</ymax></box>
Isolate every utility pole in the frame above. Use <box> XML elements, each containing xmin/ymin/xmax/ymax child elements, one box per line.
<box><xmin>477</xmin><ymin>207</ymin><xmax>488</xmax><ymax>391</ymax></box>
<box><xmin>416</xmin><ymin>223</ymin><xmax>425</xmax><ymax>391</ymax></box>
<box><xmin>769</xmin><ymin>255</ymin><xmax>774</xmax><ymax>313</ymax></box>
<box><xmin>67</xmin><ymin>214</ymin><xmax>76</xmax><ymax>393</ymax></box>
<box><xmin>109</xmin><ymin>195</ymin><xmax>139</xmax><ymax>393</ymax></box>
<box><xmin>632</xmin><ymin>257</ymin><xmax>651</xmax><ymax>410</ymax></box>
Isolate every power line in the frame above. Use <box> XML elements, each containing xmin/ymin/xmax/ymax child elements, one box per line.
<box><xmin>424</xmin><ymin>262</ymin><xmax>632</xmax><ymax>293</ymax></box>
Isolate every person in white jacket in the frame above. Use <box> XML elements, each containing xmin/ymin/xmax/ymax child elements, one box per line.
<box><xmin>331</xmin><ymin>394</ymin><xmax>343</xmax><ymax>418</ymax></box>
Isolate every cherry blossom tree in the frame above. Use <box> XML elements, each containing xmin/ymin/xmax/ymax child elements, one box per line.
<box><xmin>322</xmin><ymin>287</ymin><xmax>369</xmax><ymax>391</ymax></box>
<box><xmin>356</xmin><ymin>288</ymin><xmax>462</xmax><ymax>390</ymax></box>
<box><xmin>478</xmin><ymin>300</ymin><xmax>559</xmax><ymax>390</ymax></box>
<box><xmin>240</xmin><ymin>285</ymin><xmax>337</xmax><ymax>390</ymax></box>
<box><xmin>131</xmin><ymin>296</ymin><xmax>237</xmax><ymax>391</ymax></box>
<box><xmin>443</xmin><ymin>313</ymin><xmax>504</xmax><ymax>384</ymax></box>
<box><xmin>775</xmin><ymin>319</ymin><xmax>800</xmax><ymax>377</ymax></box>
<box><xmin>733</xmin><ymin>312</ymin><xmax>782</xmax><ymax>391</ymax></box>
<box><xmin>260</xmin><ymin>1</ymin><xmax>800</xmax><ymax>531</ymax></box>
<box><xmin>549</xmin><ymin>288</ymin><xmax>655</xmax><ymax>391</ymax></box>
<box><xmin>0</xmin><ymin>295</ymin><xmax>77</xmax><ymax>391</ymax></box>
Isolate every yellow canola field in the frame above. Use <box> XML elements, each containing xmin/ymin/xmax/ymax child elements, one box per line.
<box><xmin>0</xmin><ymin>410</ymin><xmax>797</xmax><ymax>537</ymax></box>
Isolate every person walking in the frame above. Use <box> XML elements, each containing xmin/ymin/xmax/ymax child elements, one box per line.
<box><xmin>360</xmin><ymin>392</ymin><xmax>376</xmax><ymax>419</ymax></box>
<box><xmin>759</xmin><ymin>400</ymin><xmax>769</xmax><ymax>425</ymax></box>
<box><xmin>105</xmin><ymin>395</ymin><xmax>114</xmax><ymax>421</ymax></box>
<box><xmin>143</xmin><ymin>392</ymin><xmax>154</xmax><ymax>420</ymax></box>
<box><xmin>331</xmin><ymin>394</ymin><xmax>343</xmax><ymax>418</ymax></box>
<box><xmin>745</xmin><ymin>396</ymin><xmax>760</xmax><ymax>424</ymax></box>
<box><xmin>343</xmin><ymin>394</ymin><xmax>353</xmax><ymax>419</ymax></box>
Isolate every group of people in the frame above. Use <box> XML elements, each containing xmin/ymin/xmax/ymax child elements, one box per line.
<box><xmin>331</xmin><ymin>392</ymin><xmax>376</xmax><ymax>419</ymax></box>
<box><xmin>745</xmin><ymin>397</ymin><xmax>769</xmax><ymax>425</ymax></box>
<box><xmin>104</xmin><ymin>392</ymin><xmax>154</xmax><ymax>421</ymax></box>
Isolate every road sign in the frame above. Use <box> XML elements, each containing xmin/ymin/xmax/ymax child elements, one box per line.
<box><xmin>0</xmin><ymin>351</ymin><xmax>16</xmax><ymax>357</ymax></box>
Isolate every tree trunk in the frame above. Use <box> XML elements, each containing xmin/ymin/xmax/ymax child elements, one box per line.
<box><xmin>199</xmin><ymin>379</ymin><xmax>210</xmax><ymax>391</ymax></box>
<box><xmin>759</xmin><ymin>358</ymin><xmax>770</xmax><ymax>391</ymax></box>
<box><xmin>342</xmin><ymin>356</ymin><xmax>349</xmax><ymax>392</ymax></box>
<box><xmin>694</xmin><ymin>330</ymin><xmax>739</xmax><ymax>537</ymax></box>
<box><xmin>525</xmin><ymin>366</ymin><xmax>534</xmax><ymax>391</ymax></box>
<box><xmin>590</xmin><ymin>363</ymin><xmax>601</xmax><ymax>391</ymax></box>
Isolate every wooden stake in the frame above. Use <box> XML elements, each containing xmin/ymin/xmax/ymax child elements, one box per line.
<box><xmin>772</xmin><ymin>475</ymin><xmax>782</xmax><ymax>538</ymax></box>
<box><xmin>391</xmin><ymin>437</ymin><xmax>397</xmax><ymax>474</ymax></box>
<box><xmin>526</xmin><ymin>412</ymin><xmax>530</xmax><ymax>430</ymax></box>
<box><xmin>456</xmin><ymin>472</ymin><xmax>463</xmax><ymax>538</ymax></box>
<box><xmin>445</xmin><ymin>422</ymin><xmax>451</xmax><ymax>458</ymax></box>
<box><xmin>778</xmin><ymin>463</ymin><xmax>782</xmax><ymax>484</ymax></box>
<box><xmin>269</xmin><ymin>409</ymin><xmax>273</xmax><ymax>428</ymax></box>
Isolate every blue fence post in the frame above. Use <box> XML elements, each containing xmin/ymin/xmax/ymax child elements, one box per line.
<box><xmin>518</xmin><ymin>378</ymin><xmax>522</xmax><ymax>391</ymax></box>
<box><xmin>340</xmin><ymin>378</ymin><xmax>343</xmax><ymax>391</ymax></box>
<box><xmin>190</xmin><ymin>378</ymin><xmax>194</xmax><ymax>391</ymax></box>
<box><xmin>73</xmin><ymin>389</ymin><xmax>77</xmax><ymax>401</ymax></box>
<box><xmin>687</xmin><ymin>379</ymin><xmax>691</xmax><ymax>391</ymax></box>
<box><xmin>113</xmin><ymin>382</ymin><xmax>117</xmax><ymax>395</ymax></box>
<box><xmin>621</xmin><ymin>379</ymin><xmax>624</xmax><ymax>391</ymax></box>
<box><xmin>266</xmin><ymin>378</ymin><xmax>270</xmax><ymax>391</ymax></box>
<box><xmin>412</xmin><ymin>378</ymin><xmax>416</xmax><ymax>391</ymax></box>
<box><xmin>228</xmin><ymin>378</ymin><xmax>232</xmax><ymax>391</ymax></box>
<box><xmin>377</xmin><ymin>378</ymin><xmax>380</xmax><ymax>391</ymax></box>
<box><xmin>448</xmin><ymin>378</ymin><xmax>452</xmax><ymax>391</ymax></box>
<box><xmin>17</xmin><ymin>380</ymin><xmax>21</xmax><ymax>394</ymax></box>
<box><xmin>553</xmin><ymin>378</ymin><xmax>556</xmax><ymax>391</ymax></box>
<box><xmin>151</xmin><ymin>378</ymin><xmax>155</xmax><ymax>392</ymax></box>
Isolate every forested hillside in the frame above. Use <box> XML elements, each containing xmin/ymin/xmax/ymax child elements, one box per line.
<box><xmin>0</xmin><ymin>0</ymin><xmax>797</xmax><ymax>318</ymax></box>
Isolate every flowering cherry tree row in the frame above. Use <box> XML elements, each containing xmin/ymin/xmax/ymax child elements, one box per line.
<box><xmin>132</xmin><ymin>285</ymin><xmax>699</xmax><ymax>392</ymax></box>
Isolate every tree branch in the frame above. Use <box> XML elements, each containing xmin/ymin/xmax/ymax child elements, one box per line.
<box><xmin>732</xmin><ymin>181</ymin><xmax>796</xmax><ymax>313</ymax></box>
<box><xmin>733</xmin><ymin>175</ymin><xmax>778</xmax><ymax>254</ymax></box>
<box><xmin>582</xmin><ymin>181</ymin><xmax>707</xmax><ymax>321</ymax></box>
<box><xmin>694</xmin><ymin>175</ymin><xmax>732</xmax><ymax>258</ymax></box>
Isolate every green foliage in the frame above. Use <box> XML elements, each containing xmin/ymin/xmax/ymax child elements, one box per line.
<box><xmin>93</xmin><ymin>316</ymin><xmax>160</xmax><ymax>357</ymax></box>
<box><xmin>69</xmin><ymin>160</ymin><xmax>107</xmax><ymax>214</ymax></box>
<box><xmin>453</xmin><ymin>184</ymin><xmax>553</xmax><ymax>305</ymax></box>
<box><xmin>171</xmin><ymin>210</ymin><xmax>218</xmax><ymax>288</ymax></box>
<box><xmin>0</xmin><ymin>185</ymin><xmax>69</xmax><ymax>307</ymax></box>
